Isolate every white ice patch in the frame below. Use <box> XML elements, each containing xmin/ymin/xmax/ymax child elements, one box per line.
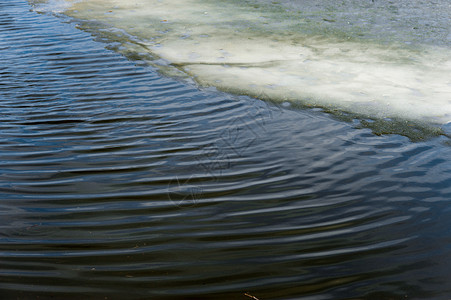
<box><xmin>36</xmin><ymin>0</ymin><xmax>451</xmax><ymax>124</ymax></box>
<box><xmin>31</xmin><ymin>0</ymin><xmax>81</xmax><ymax>14</ymax></box>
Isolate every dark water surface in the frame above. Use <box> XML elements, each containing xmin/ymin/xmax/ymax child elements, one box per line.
<box><xmin>1</xmin><ymin>1</ymin><xmax>451</xmax><ymax>299</ymax></box>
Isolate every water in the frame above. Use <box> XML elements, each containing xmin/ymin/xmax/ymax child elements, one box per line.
<box><xmin>1</xmin><ymin>0</ymin><xmax>451</xmax><ymax>299</ymax></box>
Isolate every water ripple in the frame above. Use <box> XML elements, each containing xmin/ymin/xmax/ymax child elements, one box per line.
<box><xmin>1</xmin><ymin>1</ymin><xmax>451</xmax><ymax>299</ymax></box>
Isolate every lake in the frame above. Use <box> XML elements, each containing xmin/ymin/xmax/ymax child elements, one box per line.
<box><xmin>1</xmin><ymin>0</ymin><xmax>451</xmax><ymax>299</ymax></box>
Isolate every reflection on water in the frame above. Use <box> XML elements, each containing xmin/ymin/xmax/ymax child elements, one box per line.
<box><xmin>1</xmin><ymin>1</ymin><xmax>451</xmax><ymax>299</ymax></box>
